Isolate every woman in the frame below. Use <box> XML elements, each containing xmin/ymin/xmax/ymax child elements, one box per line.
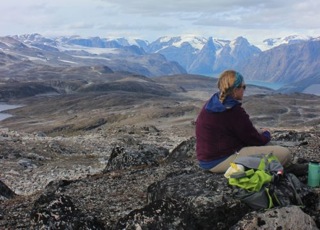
<box><xmin>195</xmin><ymin>70</ymin><xmax>291</xmax><ymax>173</ymax></box>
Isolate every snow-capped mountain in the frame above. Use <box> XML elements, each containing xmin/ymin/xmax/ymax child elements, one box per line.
<box><xmin>1</xmin><ymin>33</ymin><xmax>319</xmax><ymax>95</ymax></box>
<box><xmin>146</xmin><ymin>35</ymin><xmax>259</xmax><ymax>76</ymax></box>
<box><xmin>187</xmin><ymin>37</ymin><xmax>218</xmax><ymax>75</ymax></box>
<box><xmin>148</xmin><ymin>35</ymin><xmax>208</xmax><ymax>52</ymax></box>
<box><xmin>145</xmin><ymin>35</ymin><xmax>209</xmax><ymax>71</ymax></box>
<box><xmin>261</xmin><ymin>35</ymin><xmax>318</xmax><ymax>50</ymax></box>
<box><xmin>211</xmin><ymin>36</ymin><xmax>261</xmax><ymax>76</ymax></box>
<box><xmin>0</xmin><ymin>34</ymin><xmax>186</xmax><ymax>78</ymax></box>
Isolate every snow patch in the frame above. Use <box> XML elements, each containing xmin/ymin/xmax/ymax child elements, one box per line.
<box><xmin>57</xmin><ymin>44</ymin><xmax>120</xmax><ymax>55</ymax></box>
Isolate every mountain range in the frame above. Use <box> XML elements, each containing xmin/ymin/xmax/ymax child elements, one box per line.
<box><xmin>0</xmin><ymin>33</ymin><xmax>319</xmax><ymax>95</ymax></box>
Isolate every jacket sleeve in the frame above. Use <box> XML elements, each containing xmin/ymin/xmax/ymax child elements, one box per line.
<box><xmin>231</xmin><ymin>106</ymin><xmax>270</xmax><ymax>146</ymax></box>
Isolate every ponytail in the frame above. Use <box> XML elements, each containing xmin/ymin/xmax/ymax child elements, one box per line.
<box><xmin>217</xmin><ymin>70</ymin><xmax>243</xmax><ymax>103</ymax></box>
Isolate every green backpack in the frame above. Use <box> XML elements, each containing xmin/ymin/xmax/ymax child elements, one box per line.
<box><xmin>227</xmin><ymin>153</ymin><xmax>306</xmax><ymax>210</ymax></box>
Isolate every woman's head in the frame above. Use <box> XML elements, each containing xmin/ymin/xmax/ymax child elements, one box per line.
<box><xmin>217</xmin><ymin>70</ymin><xmax>246</xmax><ymax>102</ymax></box>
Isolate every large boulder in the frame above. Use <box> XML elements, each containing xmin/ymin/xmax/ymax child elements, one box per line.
<box><xmin>103</xmin><ymin>143</ymin><xmax>170</xmax><ymax>172</ymax></box>
<box><xmin>115</xmin><ymin>168</ymin><xmax>319</xmax><ymax>229</ymax></box>
<box><xmin>115</xmin><ymin>170</ymin><xmax>251</xmax><ymax>229</ymax></box>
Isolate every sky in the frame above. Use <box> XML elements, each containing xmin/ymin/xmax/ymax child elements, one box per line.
<box><xmin>1</xmin><ymin>0</ymin><xmax>319</xmax><ymax>47</ymax></box>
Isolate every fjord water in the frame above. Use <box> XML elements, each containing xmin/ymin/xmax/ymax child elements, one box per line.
<box><xmin>211</xmin><ymin>75</ymin><xmax>284</xmax><ymax>90</ymax></box>
<box><xmin>246</xmin><ymin>80</ymin><xmax>284</xmax><ymax>90</ymax></box>
<box><xmin>0</xmin><ymin>103</ymin><xmax>22</xmax><ymax>121</ymax></box>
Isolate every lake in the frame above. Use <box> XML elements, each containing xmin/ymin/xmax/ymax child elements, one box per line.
<box><xmin>210</xmin><ymin>76</ymin><xmax>284</xmax><ymax>90</ymax></box>
<box><xmin>0</xmin><ymin>103</ymin><xmax>22</xmax><ymax>121</ymax></box>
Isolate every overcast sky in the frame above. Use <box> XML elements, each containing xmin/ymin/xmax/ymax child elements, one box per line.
<box><xmin>1</xmin><ymin>0</ymin><xmax>319</xmax><ymax>46</ymax></box>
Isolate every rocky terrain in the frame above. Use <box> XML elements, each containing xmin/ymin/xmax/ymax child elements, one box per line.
<box><xmin>0</xmin><ymin>74</ymin><xmax>320</xmax><ymax>229</ymax></box>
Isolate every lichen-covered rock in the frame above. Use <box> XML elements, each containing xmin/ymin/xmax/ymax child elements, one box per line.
<box><xmin>272</xmin><ymin>130</ymin><xmax>311</xmax><ymax>142</ymax></box>
<box><xmin>165</xmin><ymin>136</ymin><xmax>196</xmax><ymax>162</ymax></box>
<box><xmin>143</xmin><ymin>171</ymin><xmax>252</xmax><ymax>229</ymax></box>
<box><xmin>116</xmin><ymin>169</ymin><xmax>319</xmax><ymax>229</ymax></box>
<box><xmin>30</xmin><ymin>193</ymin><xmax>105</xmax><ymax>229</ymax></box>
<box><xmin>103</xmin><ymin>143</ymin><xmax>169</xmax><ymax>172</ymax></box>
<box><xmin>115</xmin><ymin>198</ymin><xmax>193</xmax><ymax>229</ymax></box>
<box><xmin>231</xmin><ymin>206</ymin><xmax>318</xmax><ymax>230</ymax></box>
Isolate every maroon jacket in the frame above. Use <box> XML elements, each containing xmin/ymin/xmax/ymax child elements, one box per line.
<box><xmin>196</xmin><ymin>96</ymin><xmax>270</xmax><ymax>162</ymax></box>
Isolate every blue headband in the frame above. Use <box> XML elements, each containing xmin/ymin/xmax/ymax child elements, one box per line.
<box><xmin>233</xmin><ymin>72</ymin><xmax>244</xmax><ymax>88</ymax></box>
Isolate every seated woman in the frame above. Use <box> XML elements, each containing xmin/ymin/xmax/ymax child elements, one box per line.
<box><xmin>195</xmin><ymin>70</ymin><xmax>291</xmax><ymax>173</ymax></box>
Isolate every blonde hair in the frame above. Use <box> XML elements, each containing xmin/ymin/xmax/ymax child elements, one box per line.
<box><xmin>217</xmin><ymin>70</ymin><xmax>243</xmax><ymax>103</ymax></box>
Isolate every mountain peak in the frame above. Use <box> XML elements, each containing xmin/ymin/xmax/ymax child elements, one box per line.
<box><xmin>262</xmin><ymin>35</ymin><xmax>312</xmax><ymax>50</ymax></box>
<box><xmin>156</xmin><ymin>35</ymin><xmax>207</xmax><ymax>50</ymax></box>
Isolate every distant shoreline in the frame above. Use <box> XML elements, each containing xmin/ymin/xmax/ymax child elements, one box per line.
<box><xmin>246</xmin><ymin>80</ymin><xmax>284</xmax><ymax>90</ymax></box>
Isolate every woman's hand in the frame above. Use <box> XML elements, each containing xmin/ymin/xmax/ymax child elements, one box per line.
<box><xmin>260</xmin><ymin>128</ymin><xmax>270</xmax><ymax>133</ymax></box>
<box><xmin>256</xmin><ymin>127</ymin><xmax>270</xmax><ymax>134</ymax></box>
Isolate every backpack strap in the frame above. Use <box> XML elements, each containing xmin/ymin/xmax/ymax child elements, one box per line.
<box><xmin>286</xmin><ymin>173</ymin><xmax>304</xmax><ymax>206</ymax></box>
<box><xmin>258</xmin><ymin>153</ymin><xmax>283</xmax><ymax>174</ymax></box>
<box><xmin>234</xmin><ymin>155</ymin><xmax>262</xmax><ymax>169</ymax></box>
<box><xmin>233</xmin><ymin>153</ymin><xmax>284</xmax><ymax>174</ymax></box>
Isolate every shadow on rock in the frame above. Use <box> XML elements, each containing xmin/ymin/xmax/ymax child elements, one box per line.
<box><xmin>0</xmin><ymin>180</ymin><xmax>16</xmax><ymax>200</ymax></box>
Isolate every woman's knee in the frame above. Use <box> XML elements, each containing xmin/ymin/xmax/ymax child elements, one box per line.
<box><xmin>280</xmin><ymin>147</ymin><xmax>292</xmax><ymax>165</ymax></box>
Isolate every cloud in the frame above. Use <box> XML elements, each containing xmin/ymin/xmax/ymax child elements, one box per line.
<box><xmin>0</xmin><ymin>0</ymin><xmax>319</xmax><ymax>45</ymax></box>
<box><xmin>96</xmin><ymin>0</ymin><xmax>320</xmax><ymax>29</ymax></box>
